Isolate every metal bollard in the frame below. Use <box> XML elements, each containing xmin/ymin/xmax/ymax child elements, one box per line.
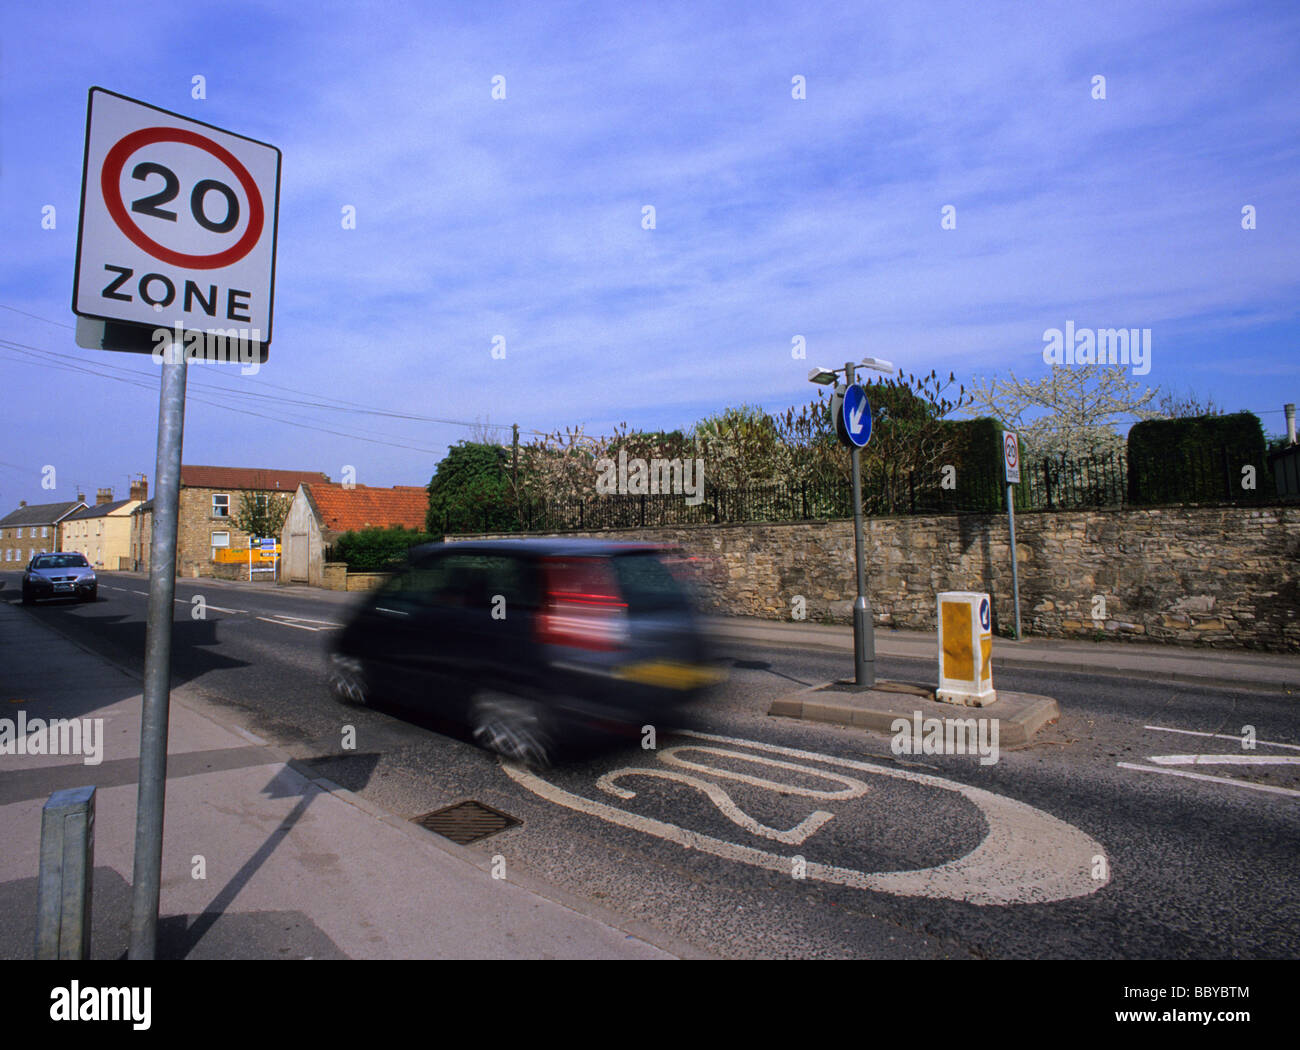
<box><xmin>35</xmin><ymin>785</ymin><xmax>96</xmax><ymax>960</ymax></box>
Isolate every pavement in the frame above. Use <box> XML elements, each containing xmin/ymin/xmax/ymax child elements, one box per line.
<box><xmin>703</xmin><ymin>616</ymin><xmax>1300</xmax><ymax>694</ymax></box>
<box><xmin>0</xmin><ymin>596</ymin><xmax>703</xmax><ymax>960</ymax></box>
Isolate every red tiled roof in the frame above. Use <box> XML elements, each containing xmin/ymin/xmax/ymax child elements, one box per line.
<box><xmin>305</xmin><ymin>483</ymin><xmax>429</xmax><ymax>533</ymax></box>
<box><xmin>180</xmin><ymin>465</ymin><xmax>330</xmax><ymax>491</ymax></box>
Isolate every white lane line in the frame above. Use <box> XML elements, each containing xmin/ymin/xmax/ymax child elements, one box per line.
<box><xmin>255</xmin><ymin>616</ymin><xmax>322</xmax><ymax>632</ymax></box>
<box><xmin>171</xmin><ymin>599</ymin><xmax>247</xmax><ymax>614</ymax></box>
<box><xmin>271</xmin><ymin>615</ymin><xmax>344</xmax><ymax>627</ymax></box>
<box><xmin>1117</xmin><ymin>762</ymin><xmax>1300</xmax><ymax>798</ymax></box>
<box><xmin>1144</xmin><ymin>725</ymin><xmax>1300</xmax><ymax>752</ymax></box>
<box><xmin>131</xmin><ymin>590</ymin><xmax>148</xmax><ymax>596</ymax></box>
<box><xmin>1148</xmin><ymin>754</ymin><xmax>1300</xmax><ymax>767</ymax></box>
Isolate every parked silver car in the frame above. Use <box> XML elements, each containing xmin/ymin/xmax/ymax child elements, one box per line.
<box><xmin>21</xmin><ymin>552</ymin><xmax>97</xmax><ymax>604</ymax></box>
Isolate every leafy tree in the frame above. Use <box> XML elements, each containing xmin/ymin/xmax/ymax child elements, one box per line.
<box><xmin>426</xmin><ymin>441</ymin><xmax>512</xmax><ymax>534</ymax></box>
<box><xmin>691</xmin><ymin>404</ymin><xmax>783</xmax><ymax>488</ymax></box>
<box><xmin>231</xmin><ymin>490</ymin><xmax>292</xmax><ymax>542</ymax></box>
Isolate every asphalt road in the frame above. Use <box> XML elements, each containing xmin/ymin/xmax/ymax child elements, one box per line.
<box><xmin>4</xmin><ymin>571</ymin><xmax>1297</xmax><ymax>960</ymax></box>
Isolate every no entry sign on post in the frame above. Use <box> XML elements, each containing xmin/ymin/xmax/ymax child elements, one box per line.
<box><xmin>72</xmin><ymin>87</ymin><xmax>280</xmax><ymax>356</ymax></box>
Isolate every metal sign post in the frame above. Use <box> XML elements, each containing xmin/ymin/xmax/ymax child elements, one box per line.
<box><xmin>832</xmin><ymin>365</ymin><xmax>875</xmax><ymax>686</ymax></box>
<box><xmin>130</xmin><ymin>344</ymin><xmax>187</xmax><ymax>958</ymax></box>
<box><xmin>1003</xmin><ymin>431</ymin><xmax>1022</xmax><ymax>641</ymax></box>
<box><xmin>71</xmin><ymin>87</ymin><xmax>279</xmax><ymax>959</ymax></box>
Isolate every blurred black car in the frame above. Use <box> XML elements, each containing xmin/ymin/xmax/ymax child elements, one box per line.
<box><xmin>328</xmin><ymin>539</ymin><xmax>725</xmax><ymax>765</ymax></box>
<box><xmin>22</xmin><ymin>552</ymin><xmax>97</xmax><ymax>604</ymax></box>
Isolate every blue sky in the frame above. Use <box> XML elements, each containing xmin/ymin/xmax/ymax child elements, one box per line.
<box><xmin>1</xmin><ymin>0</ymin><xmax>1297</xmax><ymax>505</ymax></box>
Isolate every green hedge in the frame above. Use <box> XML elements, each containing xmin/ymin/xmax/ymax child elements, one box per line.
<box><xmin>333</xmin><ymin>526</ymin><xmax>439</xmax><ymax>572</ymax></box>
<box><xmin>939</xmin><ymin>416</ymin><xmax>1005</xmax><ymax>512</ymax></box>
<box><xmin>1126</xmin><ymin>412</ymin><xmax>1274</xmax><ymax>504</ymax></box>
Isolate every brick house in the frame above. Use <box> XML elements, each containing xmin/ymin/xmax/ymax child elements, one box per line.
<box><xmin>130</xmin><ymin>465</ymin><xmax>331</xmax><ymax>577</ymax></box>
<box><xmin>0</xmin><ymin>499</ymin><xmax>85</xmax><ymax>567</ymax></box>
<box><xmin>280</xmin><ymin>482</ymin><xmax>429</xmax><ymax>586</ymax></box>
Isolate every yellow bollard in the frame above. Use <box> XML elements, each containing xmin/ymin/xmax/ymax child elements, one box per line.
<box><xmin>936</xmin><ymin>591</ymin><xmax>997</xmax><ymax>706</ymax></box>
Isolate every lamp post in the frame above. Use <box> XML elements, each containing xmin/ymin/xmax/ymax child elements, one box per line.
<box><xmin>808</xmin><ymin>356</ymin><xmax>895</xmax><ymax>688</ymax></box>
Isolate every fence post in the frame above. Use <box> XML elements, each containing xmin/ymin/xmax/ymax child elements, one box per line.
<box><xmin>909</xmin><ymin>470</ymin><xmax>916</xmax><ymax>514</ymax></box>
<box><xmin>1043</xmin><ymin>458</ymin><xmax>1053</xmax><ymax>510</ymax></box>
<box><xmin>578</xmin><ymin>499</ymin><xmax>583</xmax><ymax>530</ymax></box>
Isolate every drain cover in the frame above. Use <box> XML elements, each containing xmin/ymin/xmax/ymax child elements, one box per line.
<box><xmin>412</xmin><ymin>800</ymin><xmax>520</xmax><ymax>845</ymax></box>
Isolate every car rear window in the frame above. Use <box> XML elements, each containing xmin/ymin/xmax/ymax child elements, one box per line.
<box><xmin>611</xmin><ymin>553</ymin><xmax>692</xmax><ymax>614</ymax></box>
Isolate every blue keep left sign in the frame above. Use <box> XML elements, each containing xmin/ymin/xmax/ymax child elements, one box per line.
<box><xmin>838</xmin><ymin>383</ymin><xmax>872</xmax><ymax>448</ymax></box>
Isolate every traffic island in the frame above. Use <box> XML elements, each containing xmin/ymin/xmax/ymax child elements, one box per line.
<box><xmin>767</xmin><ymin>680</ymin><xmax>1060</xmax><ymax>749</ymax></box>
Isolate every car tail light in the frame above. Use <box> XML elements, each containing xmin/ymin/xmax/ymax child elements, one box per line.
<box><xmin>536</xmin><ymin>558</ymin><xmax>628</xmax><ymax>651</ymax></box>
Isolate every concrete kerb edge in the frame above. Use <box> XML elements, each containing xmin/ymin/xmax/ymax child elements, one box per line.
<box><xmin>768</xmin><ymin>679</ymin><xmax>1060</xmax><ymax>749</ymax></box>
<box><xmin>8</xmin><ymin>602</ymin><xmax>712</xmax><ymax>960</ymax></box>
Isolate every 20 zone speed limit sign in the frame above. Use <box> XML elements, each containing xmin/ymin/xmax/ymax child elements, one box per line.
<box><xmin>73</xmin><ymin>87</ymin><xmax>281</xmax><ymax>353</ymax></box>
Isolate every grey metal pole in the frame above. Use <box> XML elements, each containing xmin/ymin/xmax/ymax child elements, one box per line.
<box><xmin>846</xmin><ymin>362</ymin><xmax>875</xmax><ymax>687</ymax></box>
<box><xmin>1006</xmin><ymin>482</ymin><xmax>1022</xmax><ymax>640</ymax></box>
<box><xmin>129</xmin><ymin>344</ymin><xmax>188</xmax><ymax>959</ymax></box>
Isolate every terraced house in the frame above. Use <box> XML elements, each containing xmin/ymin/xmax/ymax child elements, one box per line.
<box><xmin>59</xmin><ymin>483</ymin><xmax>145</xmax><ymax>570</ymax></box>
<box><xmin>0</xmin><ymin>499</ymin><xmax>85</xmax><ymax>567</ymax></box>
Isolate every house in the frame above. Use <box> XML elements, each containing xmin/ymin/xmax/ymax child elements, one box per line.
<box><xmin>129</xmin><ymin>465</ymin><xmax>331</xmax><ymax>576</ymax></box>
<box><xmin>177</xmin><ymin>465</ymin><xmax>331</xmax><ymax>578</ymax></box>
<box><xmin>280</xmin><ymin>482</ymin><xmax>429</xmax><ymax>586</ymax></box>
<box><xmin>0</xmin><ymin>499</ymin><xmax>86</xmax><ymax>567</ymax></box>
<box><xmin>60</xmin><ymin>485</ymin><xmax>143</xmax><ymax>570</ymax></box>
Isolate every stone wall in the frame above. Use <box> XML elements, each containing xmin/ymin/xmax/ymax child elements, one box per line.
<box><xmin>456</xmin><ymin>504</ymin><xmax>1300</xmax><ymax>651</ymax></box>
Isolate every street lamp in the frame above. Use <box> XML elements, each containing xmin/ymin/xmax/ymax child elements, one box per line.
<box><xmin>808</xmin><ymin>355</ymin><xmax>898</xmax><ymax>688</ymax></box>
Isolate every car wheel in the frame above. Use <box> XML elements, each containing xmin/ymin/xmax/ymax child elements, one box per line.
<box><xmin>329</xmin><ymin>655</ymin><xmax>370</xmax><ymax>706</ymax></box>
<box><xmin>470</xmin><ymin>692</ymin><xmax>555</xmax><ymax>768</ymax></box>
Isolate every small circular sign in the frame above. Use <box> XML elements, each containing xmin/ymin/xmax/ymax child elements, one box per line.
<box><xmin>1004</xmin><ymin>433</ymin><xmax>1018</xmax><ymax>469</ymax></box>
<box><xmin>100</xmin><ymin>126</ymin><xmax>264</xmax><ymax>270</ymax></box>
<box><xmin>979</xmin><ymin>596</ymin><xmax>991</xmax><ymax>631</ymax></box>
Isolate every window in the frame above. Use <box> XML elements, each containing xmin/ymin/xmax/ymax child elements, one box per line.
<box><xmin>211</xmin><ymin>531</ymin><xmax>230</xmax><ymax>548</ymax></box>
<box><xmin>42</xmin><ymin>526</ymin><xmax>49</xmax><ymax>538</ymax></box>
<box><xmin>212</xmin><ymin>494</ymin><xmax>230</xmax><ymax>518</ymax></box>
<box><xmin>15</xmin><ymin>528</ymin><xmax>22</xmax><ymax>539</ymax></box>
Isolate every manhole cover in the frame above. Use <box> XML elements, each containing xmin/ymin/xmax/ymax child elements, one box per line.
<box><xmin>411</xmin><ymin>800</ymin><xmax>520</xmax><ymax>845</ymax></box>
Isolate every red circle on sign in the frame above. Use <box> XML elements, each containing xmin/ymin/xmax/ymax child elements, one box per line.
<box><xmin>100</xmin><ymin>127</ymin><xmax>264</xmax><ymax>270</ymax></box>
<box><xmin>1005</xmin><ymin>434</ymin><xmax>1018</xmax><ymax>466</ymax></box>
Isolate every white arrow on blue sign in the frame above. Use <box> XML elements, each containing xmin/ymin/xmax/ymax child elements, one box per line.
<box><xmin>837</xmin><ymin>383</ymin><xmax>872</xmax><ymax>448</ymax></box>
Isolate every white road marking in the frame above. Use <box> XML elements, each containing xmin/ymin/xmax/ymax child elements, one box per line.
<box><xmin>131</xmin><ymin>590</ymin><xmax>148</xmax><ymax>596</ymax></box>
<box><xmin>598</xmin><ymin>767</ymin><xmax>835</xmax><ymax>845</ymax></box>
<box><xmin>271</xmin><ymin>615</ymin><xmax>344</xmax><ymax>627</ymax></box>
<box><xmin>1117</xmin><ymin>762</ymin><xmax>1300</xmax><ymax>798</ymax></box>
<box><xmin>171</xmin><ymin>598</ymin><xmax>246</xmax><ymax>614</ymax></box>
<box><xmin>1147</xmin><ymin>754</ymin><xmax>1300</xmax><ymax>767</ymax></box>
<box><xmin>1144</xmin><ymin>725</ymin><xmax>1300</xmax><ymax>752</ymax></box>
<box><xmin>256</xmin><ymin>616</ymin><xmax>322</xmax><ymax>632</ymax></box>
<box><xmin>506</xmin><ymin>729</ymin><xmax>1109</xmax><ymax>905</ymax></box>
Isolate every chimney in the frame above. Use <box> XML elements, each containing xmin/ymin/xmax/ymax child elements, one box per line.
<box><xmin>96</xmin><ymin>487</ymin><xmax>113</xmax><ymax>506</ymax></box>
<box><xmin>130</xmin><ymin>475</ymin><xmax>149</xmax><ymax>501</ymax></box>
<box><xmin>19</xmin><ymin>500</ymin><xmax>26</xmax><ymax>508</ymax></box>
<box><xmin>76</xmin><ymin>492</ymin><xmax>85</xmax><ymax>504</ymax></box>
<box><xmin>1286</xmin><ymin>403</ymin><xmax>1297</xmax><ymax>446</ymax></box>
